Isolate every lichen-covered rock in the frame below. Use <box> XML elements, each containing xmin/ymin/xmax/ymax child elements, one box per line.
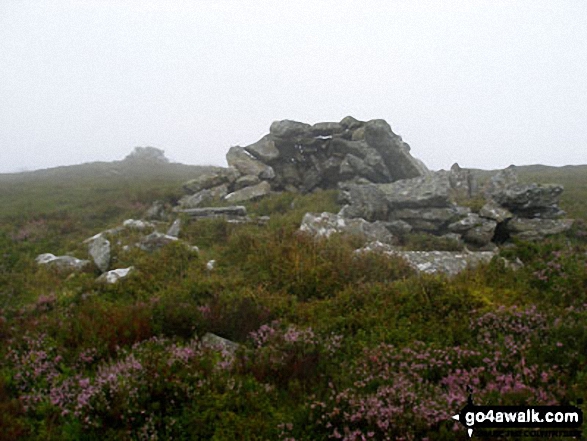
<box><xmin>166</xmin><ymin>218</ymin><xmax>181</xmax><ymax>237</ymax></box>
<box><xmin>491</xmin><ymin>183</ymin><xmax>565</xmax><ymax>219</ymax></box>
<box><xmin>86</xmin><ymin>234</ymin><xmax>110</xmax><ymax>272</ymax></box>
<box><xmin>123</xmin><ymin>219</ymin><xmax>155</xmax><ymax>230</ymax></box>
<box><xmin>179</xmin><ymin>184</ymin><xmax>229</xmax><ymax>208</ymax></box>
<box><xmin>224</xmin><ymin>181</ymin><xmax>272</xmax><ymax>203</ymax></box>
<box><xmin>243</xmin><ymin>135</ymin><xmax>280</xmax><ymax>162</ymax></box>
<box><xmin>357</xmin><ymin>244</ymin><xmax>496</xmax><ymax>277</ymax></box>
<box><xmin>182</xmin><ymin>168</ymin><xmax>240</xmax><ymax>194</ymax></box>
<box><xmin>506</xmin><ymin>218</ymin><xmax>574</xmax><ymax>241</ymax></box>
<box><xmin>300</xmin><ymin>212</ymin><xmax>395</xmax><ymax>244</ymax></box>
<box><xmin>479</xmin><ymin>200</ymin><xmax>513</xmax><ymax>223</ymax></box>
<box><xmin>338</xmin><ymin>184</ymin><xmax>389</xmax><ymax>222</ymax></box>
<box><xmin>226</xmin><ymin>147</ymin><xmax>275</xmax><ymax>179</ymax></box>
<box><xmin>449</xmin><ymin>163</ymin><xmax>478</xmax><ymax>199</ymax></box>
<box><xmin>96</xmin><ymin>267</ymin><xmax>134</xmax><ymax>284</ymax></box>
<box><xmin>269</xmin><ymin>120</ymin><xmax>312</xmax><ymax>138</ymax></box>
<box><xmin>378</xmin><ymin>171</ymin><xmax>452</xmax><ymax>209</ymax></box>
<box><xmin>234</xmin><ymin>174</ymin><xmax>261</xmax><ymax>191</ymax></box>
<box><xmin>175</xmin><ymin>206</ymin><xmax>248</xmax><ymax>219</ymax></box>
<box><xmin>139</xmin><ymin>232</ymin><xmax>179</xmax><ymax>252</ymax></box>
<box><xmin>35</xmin><ymin>253</ymin><xmax>90</xmax><ymax>272</ymax></box>
<box><xmin>448</xmin><ymin>213</ymin><xmax>497</xmax><ymax>246</ymax></box>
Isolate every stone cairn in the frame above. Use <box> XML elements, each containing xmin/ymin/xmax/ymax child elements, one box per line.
<box><xmin>176</xmin><ymin>116</ymin><xmax>573</xmax><ymax>250</ymax></box>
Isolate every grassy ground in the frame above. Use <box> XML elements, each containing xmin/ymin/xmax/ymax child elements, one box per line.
<box><xmin>0</xmin><ymin>161</ymin><xmax>586</xmax><ymax>440</ymax></box>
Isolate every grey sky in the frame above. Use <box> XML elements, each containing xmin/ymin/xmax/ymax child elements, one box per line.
<box><xmin>1</xmin><ymin>0</ymin><xmax>586</xmax><ymax>173</ymax></box>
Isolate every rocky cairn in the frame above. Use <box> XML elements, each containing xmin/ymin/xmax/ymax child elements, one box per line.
<box><xmin>37</xmin><ymin>117</ymin><xmax>575</xmax><ymax>278</ymax></box>
<box><xmin>178</xmin><ymin>117</ymin><xmax>429</xmax><ymax>209</ymax></box>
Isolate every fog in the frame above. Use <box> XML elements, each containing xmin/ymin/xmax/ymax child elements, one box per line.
<box><xmin>1</xmin><ymin>0</ymin><xmax>586</xmax><ymax>173</ymax></box>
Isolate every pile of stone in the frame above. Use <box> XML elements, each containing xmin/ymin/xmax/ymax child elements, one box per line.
<box><xmin>337</xmin><ymin>164</ymin><xmax>573</xmax><ymax>249</ymax></box>
<box><xmin>178</xmin><ymin>117</ymin><xmax>429</xmax><ymax>208</ymax></box>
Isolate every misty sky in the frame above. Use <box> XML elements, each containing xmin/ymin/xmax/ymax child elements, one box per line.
<box><xmin>1</xmin><ymin>1</ymin><xmax>586</xmax><ymax>173</ymax></box>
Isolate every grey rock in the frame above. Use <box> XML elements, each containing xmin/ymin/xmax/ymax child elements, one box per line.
<box><xmin>35</xmin><ymin>253</ymin><xmax>90</xmax><ymax>272</ymax></box>
<box><xmin>449</xmin><ymin>163</ymin><xmax>478</xmax><ymax>199</ymax></box>
<box><xmin>364</xmin><ymin>119</ymin><xmax>429</xmax><ymax>180</ymax></box>
<box><xmin>506</xmin><ymin>218</ymin><xmax>574</xmax><ymax>241</ymax></box>
<box><xmin>479</xmin><ymin>201</ymin><xmax>513</xmax><ymax>223</ymax></box>
<box><xmin>339</xmin><ymin>116</ymin><xmax>364</xmax><ymax>130</ymax></box>
<box><xmin>182</xmin><ymin>168</ymin><xmax>240</xmax><ymax>194</ymax></box>
<box><xmin>300</xmin><ymin>212</ymin><xmax>395</xmax><ymax>244</ymax></box>
<box><xmin>448</xmin><ymin>213</ymin><xmax>497</xmax><ymax>246</ymax></box>
<box><xmin>491</xmin><ymin>183</ymin><xmax>565</xmax><ymax>219</ymax></box>
<box><xmin>96</xmin><ymin>267</ymin><xmax>134</xmax><ymax>284</ymax></box>
<box><xmin>167</xmin><ymin>218</ymin><xmax>181</xmax><ymax>237</ymax></box>
<box><xmin>139</xmin><ymin>232</ymin><xmax>179</xmax><ymax>252</ymax></box>
<box><xmin>179</xmin><ymin>184</ymin><xmax>229</xmax><ymax>208</ymax></box>
<box><xmin>484</xmin><ymin>165</ymin><xmax>518</xmax><ymax>196</ymax></box>
<box><xmin>380</xmin><ymin>220</ymin><xmax>413</xmax><ymax>236</ymax></box>
<box><xmin>244</xmin><ymin>135</ymin><xmax>280</xmax><ymax>162</ymax></box>
<box><xmin>123</xmin><ymin>219</ymin><xmax>155</xmax><ymax>230</ymax></box>
<box><xmin>87</xmin><ymin>234</ymin><xmax>110</xmax><ymax>272</ymax></box>
<box><xmin>389</xmin><ymin>249</ymin><xmax>495</xmax><ymax>276</ymax></box>
<box><xmin>310</xmin><ymin>122</ymin><xmax>344</xmax><ymax>136</ymax></box>
<box><xmin>224</xmin><ymin>181</ymin><xmax>272</xmax><ymax>203</ymax></box>
<box><xmin>176</xmin><ymin>206</ymin><xmax>248</xmax><ymax>219</ymax></box>
<box><xmin>144</xmin><ymin>200</ymin><xmax>167</xmax><ymax>220</ymax></box>
<box><xmin>201</xmin><ymin>332</ymin><xmax>239</xmax><ymax>355</ymax></box>
<box><xmin>269</xmin><ymin>120</ymin><xmax>311</xmax><ymax>138</ymax></box>
<box><xmin>378</xmin><ymin>171</ymin><xmax>452</xmax><ymax>209</ymax></box>
<box><xmin>338</xmin><ymin>184</ymin><xmax>389</xmax><ymax>222</ymax></box>
<box><xmin>234</xmin><ymin>175</ymin><xmax>261</xmax><ymax>191</ymax></box>
<box><xmin>351</xmin><ymin>126</ymin><xmax>366</xmax><ymax>141</ymax></box>
<box><xmin>226</xmin><ymin>147</ymin><xmax>275</xmax><ymax>179</ymax></box>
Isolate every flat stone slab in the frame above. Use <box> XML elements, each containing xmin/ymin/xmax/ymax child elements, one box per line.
<box><xmin>175</xmin><ymin>206</ymin><xmax>248</xmax><ymax>218</ymax></box>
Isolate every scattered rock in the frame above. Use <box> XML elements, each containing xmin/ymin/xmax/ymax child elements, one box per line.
<box><xmin>175</xmin><ymin>206</ymin><xmax>248</xmax><ymax>219</ymax></box>
<box><xmin>300</xmin><ymin>212</ymin><xmax>395</xmax><ymax>244</ymax></box>
<box><xmin>87</xmin><ymin>234</ymin><xmax>111</xmax><ymax>272</ymax></box>
<box><xmin>35</xmin><ymin>253</ymin><xmax>90</xmax><ymax>272</ymax></box>
<box><xmin>139</xmin><ymin>232</ymin><xmax>179</xmax><ymax>252</ymax></box>
<box><xmin>167</xmin><ymin>218</ymin><xmax>181</xmax><ymax>237</ymax></box>
<box><xmin>123</xmin><ymin>219</ymin><xmax>155</xmax><ymax>230</ymax></box>
<box><xmin>224</xmin><ymin>181</ymin><xmax>272</xmax><ymax>203</ymax></box>
<box><xmin>97</xmin><ymin>267</ymin><xmax>134</xmax><ymax>284</ymax></box>
<box><xmin>144</xmin><ymin>200</ymin><xmax>167</xmax><ymax>220</ymax></box>
<box><xmin>201</xmin><ymin>332</ymin><xmax>239</xmax><ymax>355</ymax></box>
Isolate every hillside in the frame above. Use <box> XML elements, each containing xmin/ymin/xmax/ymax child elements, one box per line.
<box><xmin>1</xmin><ymin>159</ymin><xmax>586</xmax><ymax>440</ymax></box>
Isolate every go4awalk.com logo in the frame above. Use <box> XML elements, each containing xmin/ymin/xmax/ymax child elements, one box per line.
<box><xmin>451</xmin><ymin>392</ymin><xmax>583</xmax><ymax>438</ymax></box>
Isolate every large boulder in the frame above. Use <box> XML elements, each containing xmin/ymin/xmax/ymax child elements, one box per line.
<box><xmin>96</xmin><ymin>267</ymin><xmax>134</xmax><ymax>284</ymax></box>
<box><xmin>490</xmin><ymin>183</ymin><xmax>565</xmax><ymax>219</ymax></box>
<box><xmin>179</xmin><ymin>184</ymin><xmax>229</xmax><ymax>208</ymax></box>
<box><xmin>363</xmin><ymin>119</ymin><xmax>429</xmax><ymax>180</ymax></box>
<box><xmin>356</xmin><ymin>243</ymin><xmax>496</xmax><ymax>276</ymax></box>
<box><xmin>506</xmin><ymin>218</ymin><xmax>574</xmax><ymax>241</ymax></box>
<box><xmin>35</xmin><ymin>253</ymin><xmax>90</xmax><ymax>272</ymax></box>
<box><xmin>226</xmin><ymin>147</ymin><xmax>275</xmax><ymax>180</ymax></box>
<box><xmin>338</xmin><ymin>184</ymin><xmax>390</xmax><ymax>222</ymax></box>
<box><xmin>243</xmin><ymin>135</ymin><xmax>280</xmax><ymax>163</ymax></box>
<box><xmin>86</xmin><ymin>234</ymin><xmax>110</xmax><ymax>272</ymax></box>
<box><xmin>448</xmin><ymin>213</ymin><xmax>497</xmax><ymax>247</ymax></box>
<box><xmin>300</xmin><ymin>212</ymin><xmax>395</xmax><ymax>244</ymax></box>
<box><xmin>182</xmin><ymin>168</ymin><xmax>240</xmax><ymax>194</ymax></box>
<box><xmin>378</xmin><ymin>171</ymin><xmax>453</xmax><ymax>209</ymax></box>
<box><xmin>224</xmin><ymin>181</ymin><xmax>272</xmax><ymax>203</ymax></box>
<box><xmin>139</xmin><ymin>232</ymin><xmax>179</xmax><ymax>252</ymax></box>
<box><xmin>269</xmin><ymin>120</ymin><xmax>312</xmax><ymax>138</ymax></box>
